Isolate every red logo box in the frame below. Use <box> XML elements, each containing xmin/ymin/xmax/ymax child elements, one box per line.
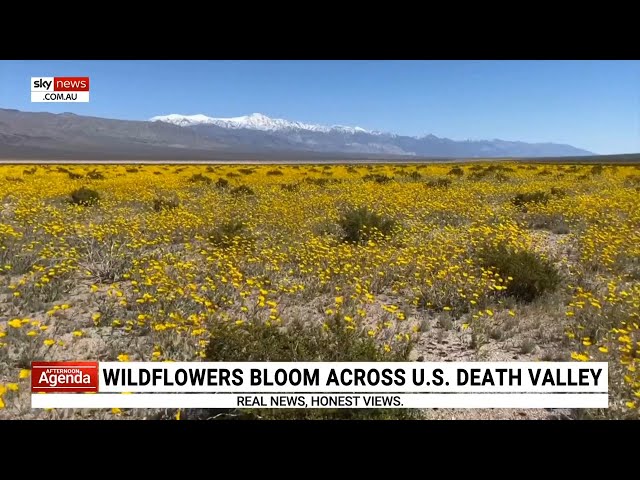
<box><xmin>31</xmin><ymin>362</ymin><xmax>99</xmax><ymax>393</ymax></box>
<box><xmin>53</xmin><ymin>77</ymin><xmax>90</xmax><ymax>91</ymax></box>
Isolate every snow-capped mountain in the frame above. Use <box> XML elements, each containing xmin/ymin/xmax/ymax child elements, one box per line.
<box><xmin>148</xmin><ymin>111</ymin><xmax>594</xmax><ymax>157</ymax></box>
<box><xmin>150</xmin><ymin>112</ymin><xmax>372</xmax><ymax>135</ymax></box>
<box><xmin>0</xmin><ymin>108</ymin><xmax>595</xmax><ymax>160</ymax></box>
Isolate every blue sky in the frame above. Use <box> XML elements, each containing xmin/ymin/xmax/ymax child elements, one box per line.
<box><xmin>1</xmin><ymin>60</ymin><xmax>638</xmax><ymax>154</ymax></box>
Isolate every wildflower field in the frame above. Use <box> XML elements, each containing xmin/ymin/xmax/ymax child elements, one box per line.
<box><xmin>0</xmin><ymin>162</ymin><xmax>639</xmax><ymax>419</ymax></box>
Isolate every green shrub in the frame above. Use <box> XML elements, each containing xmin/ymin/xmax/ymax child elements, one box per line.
<box><xmin>280</xmin><ymin>183</ymin><xmax>300</xmax><ymax>192</ymax></box>
<box><xmin>512</xmin><ymin>191</ymin><xmax>549</xmax><ymax>208</ymax></box>
<box><xmin>207</xmin><ymin>221</ymin><xmax>246</xmax><ymax>249</ymax></box>
<box><xmin>363</xmin><ymin>174</ymin><xmax>392</xmax><ymax>184</ymax></box>
<box><xmin>86</xmin><ymin>170</ymin><xmax>105</xmax><ymax>180</ymax></box>
<box><xmin>339</xmin><ymin>206</ymin><xmax>395</xmax><ymax>244</ymax></box>
<box><xmin>153</xmin><ymin>197</ymin><xmax>180</xmax><ymax>212</ymax></box>
<box><xmin>480</xmin><ymin>245</ymin><xmax>561</xmax><ymax>302</ymax></box>
<box><xmin>426</xmin><ymin>178</ymin><xmax>452</xmax><ymax>188</ymax></box>
<box><xmin>230</xmin><ymin>185</ymin><xmax>255</xmax><ymax>196</ymax></box>
<box><xmin>69</xmin><ymin>187</ymin><xmax>100</xmax><ymax>206</ymax></box>
<box><xmin>199</xmin><ymin>318</ymin><xmax>417</xmax><ymax>419</ymax></box>
<box><xmin>189</xmin><ymin>173</ymin><xmax>212</xmax><ymax>184</ymax></box>
<box><xmin>215</xmin><ymin>178</ymin><xmax>229</xmax><ymax>189</ymax></box>
<box><xmin>305</xmin><ymin>177</ymin><xmax>336</xmax><ymax>186</ymax></box>
<box><xmin>469</xmin><ymin>170</ymin><xmax>489</xmax><ymax>180</ymax></box>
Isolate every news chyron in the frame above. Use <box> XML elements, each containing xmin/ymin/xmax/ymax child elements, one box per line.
<box><xmin>31</xmin><ymin>77</ymin><xmax>90</xmax><ymax>103</ymax></box>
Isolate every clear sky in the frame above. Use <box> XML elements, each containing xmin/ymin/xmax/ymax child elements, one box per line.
<box><xmin>1</xmin><ymin>60</ymin><xmax>638</xmax><ymax>154</ymax></box>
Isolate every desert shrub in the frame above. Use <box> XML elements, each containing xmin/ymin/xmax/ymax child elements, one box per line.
<box><xmin>266</xmin><ymin>169</ymin><xmax>284</xmax><ymax>176</ymax></box>
<box><xmin>339</xmin><ymin>206</ymin><xmax>396</xmax><ymax>244</ymax></box>
<box><xmin>189</xmin><ymin>173</ymin><xmax>212</xmax><ymax>184</ymax></box>
<box><xmin>226</xmin><ymin>172</ymin><xmax>240</xmax><ymax>178</ymax></box>
<box><xmin>591</xmin><ymin>165</ymin><xmax>604</xmax><ymax>175</ymax></box>
<box><xmin>206</xmin><ymin>319</ymin><xmax>408</xmax><ymax>363</ymax></box>
<box><xmin>199</xmin><ymin>318</ymin><xmax>417</xmax><ymax>420</ymax></box>
<box><xmin>125</xmin><ymin>167</ymin><xmax>138</xmax><ymax>173</ymax></box>
<box><xmin>406</xmin><ymin>171</ymin><xmax>422</xmax><ymax>181</ymax></box>
<box><xmin>23</xmin><ymin>167</ymin><xmax>37</xmax><ymax>175</ymax></box>
<box><xmin>215</xmin><ymin>178</ymin><xmax>229</xmax><ymax>189</ymax></box>
<box><xmin>56</xmin><ymin>166</ymin><xmax>70</xmax><ymax>173</ymax></box>
<box><xmin>479</xmin><ymin>245</ymin><xmax>561</xmax><ymax>302</ymax></box>
<box><xmin>529</xmin><ymin>214</ymin><xmax>570</xmax><ymax>234</ymax></box>
<box><xmin>313</xmin><ymin>220</ymin><xmax>342</xmax><ymax>237</ymax></box>
<box><xmin>625</xmin><ymin>175</ymin><xmax>640</xmax><ymax>188</ymax></box>
<box><xmin>207</xmin><ymin>221</ymin><xmax>246</xmax><ymax>249</ymax></box>
<box><xmin>304</xmin><ymin>177</ymin><xmax>336</xmax><ymax>187</ymax></box>
<box><xmin>5</xmin><ymin>176</ymin><xmax>24</xmax><ymax>183</ymax></box>
<box><xmin>238</xmin><ymin>168</ymin><xmax>254</xmax><ymax>175</ymax></box>
<box><xmin>362</xmin><ymin>174</ymin><xmax>392</xmax><ymax>184</ymax></box>
<box><xmin>77</xmin><ymin>237</ymin><xmax>132</xmax><ymax>283</ymax></box>
<box><xmin>519</xmin><ymin>338</ymin><xmax>537</xmax><ymax>354</ymax></box>
<box><xmin>86</xmin><ymin>170</ymin><xmax>105</xmax><ymax>180</ymax></box>
<box><xmin>495</xmin><ymin>173</ymin><xmax>510</xmax><ymax>182</ymax></box>
<box><xmin>448</xmin><ymin>166</ymin><xmax>464</xmax><ymax>177</ymax></box>
<box><xmin>153</xmin><ymin>197</ymin><xmax>180</xmax><ymax>212</ymax></box>
<box><xmin>550</xmin><ymin>187</ymin><xmax>566</xmax><ymax>197</ymax></box>
<box><xmin>469</xmin><ymin>170</ymin><xmax>489</xmax><ymax>180</ymax></box>
<box><xmin>426</xmin><ymin>178</ymin><xmax>452</xmax><ymax>188</ymax></box>
<box><xmin>69</xmin><ymin>187</ymin><xmax>100</xmax><ymax>206</ymax></box>
<box><xmin>230</xmin><ymin>185</ymin><xmax>255</xmax><ymax>196</ymax></box>
<box><xmin>280</xmin><ymin>183</ymin><xmax>300</xmax><ymax>192</ymax></box>
<box><xmin>512</xmin><ymin>191</ymin><xmax>549</xmax><ymax>208</ymax></box>
<box><xmin>67</xmin><ymin>172</ymin><xmax>84</xmax><ymax>180</ymax></box>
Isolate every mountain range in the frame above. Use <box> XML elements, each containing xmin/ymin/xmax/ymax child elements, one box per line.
<box><xmin>0</xmin><ymin>108</ymin><xmax>594</xmax><ymax>160</ymax></box>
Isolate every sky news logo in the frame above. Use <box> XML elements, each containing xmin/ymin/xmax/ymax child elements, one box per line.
<box><xmin>31</xmin><ymin>77</ymin><xmax>90</xmax><ymax>103</ymax></box>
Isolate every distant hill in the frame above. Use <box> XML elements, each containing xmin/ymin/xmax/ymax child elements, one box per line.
<box><xmin>0</xmin><ymin>108</ymin><xmax>596</xmax><ymax>160</ymax></box>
